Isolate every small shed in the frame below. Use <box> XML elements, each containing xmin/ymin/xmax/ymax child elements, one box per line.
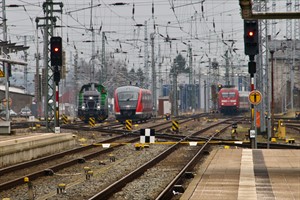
<box><xmin>158</xmin><ymin>96</ymin><xmax>171</xmax><ymax>116</ymax></box>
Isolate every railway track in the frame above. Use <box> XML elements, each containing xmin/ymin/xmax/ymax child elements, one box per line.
<box><xmin>1</xmin><ymin>115</ymin><xmax>298</xmax><ymax>199</ymax></box>
<box><xmin>89</xmin><ymin>117</ymin><xmax>235</xmax><ymax>200</ymax></box>
<box><xmin>0</xmin><ymin>135</ymin><xmax>138</xmax><ymax>191</ymax></box>
<box><xmin>0</xmin><ymin>114</ymin><xmax>208</xmax><ymax>193</ymax></box>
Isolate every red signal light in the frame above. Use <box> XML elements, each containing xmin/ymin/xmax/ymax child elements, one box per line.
<box><xmin>50</xmin><ymin>36</ymin><xmax>62</xmax><ymax>66</ymax></box>
<box><xmin>244</xmin><ymin>20</ymin><xmax>258</xmax><ymax>56</ymax></box>
<box><xmin>248</xmin><ymin>31</ymin><xmax>254</xmax><ymax>37</ymax></box>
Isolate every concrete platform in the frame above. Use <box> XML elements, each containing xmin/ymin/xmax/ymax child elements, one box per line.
<box><xmin>181</xmin><ymin>149</ymin><xmax>300</xmax><ymax>200</ymax></box>
<box><xmin>0</xmin><ymin>133</ymin><xmax>76</xmax><ymax>167</ymax></box>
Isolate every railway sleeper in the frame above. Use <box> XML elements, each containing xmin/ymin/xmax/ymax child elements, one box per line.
<box><xmin>184</xmin><ymin>172</ymin><xmax>194</xmax><ymax>179</ymax></box>
<box><xmin>173</xmin><ymin>185</ymin><xmax>185</xmax><ymax>195</ymax></box>
<box><xmin>44</xmin><ymin>169</ymin><xmax>54</xmax><ymax>176</ymax></box>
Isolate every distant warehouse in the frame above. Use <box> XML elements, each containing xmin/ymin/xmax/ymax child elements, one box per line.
<box><xmin>0</xmin><ymin>85</ymin><xmax>34</xmax><ymax>113</ymax></box>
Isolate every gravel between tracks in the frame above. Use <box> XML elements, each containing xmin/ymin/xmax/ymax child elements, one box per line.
<box><xmin>0</xmin><ymin>144</ymin><xmax>168</xmax><ymax>200</ymax></box>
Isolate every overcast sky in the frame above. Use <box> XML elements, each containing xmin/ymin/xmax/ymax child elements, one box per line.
<box><xmin>2</xmin><ymin>0</ymin><xmax>296</xmax><ymax>78</ymax></box>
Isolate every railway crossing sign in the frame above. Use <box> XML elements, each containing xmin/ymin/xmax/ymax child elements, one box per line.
<box><xmin>248</xmin><ymin>90</ymin><xmax>262</xmax><ymax>105</ymax></box>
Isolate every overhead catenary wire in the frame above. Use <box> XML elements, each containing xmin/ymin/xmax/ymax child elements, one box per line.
<box><xmin>3</xmin><ymin>0</ymin><xmax>265</xmax><ymax>86</ymax></box>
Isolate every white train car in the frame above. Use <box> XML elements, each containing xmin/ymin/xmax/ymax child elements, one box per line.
<box><xmin>239</xmin><ymin>91</ymin><xmax>250</xmax><ymax>112</ymax></box>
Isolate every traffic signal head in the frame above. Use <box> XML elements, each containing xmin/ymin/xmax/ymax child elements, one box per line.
<box><xmin>50</xmin><ymin>36</ymin><xmax>62</xmax><ymax>66</ymax></box>
<box><xmin>244</xmin><ymin>20</ymin><xmax>259</xmax><ymax>56</ymax></box>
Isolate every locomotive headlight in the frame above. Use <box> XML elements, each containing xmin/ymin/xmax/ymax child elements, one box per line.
<box><xmin>89</xmin><ymin>96</ymin><xmax>93</xmax><ymax>100</ymax></box>
<box><xmin>82</xmin><ymin>105</ymin><xmax>86</xmax><ymax>110</ymax></box>
<box><xmin>97</xmin><ymin>105</ymin><xmax>101</xmax><ymax>110</ymax></box>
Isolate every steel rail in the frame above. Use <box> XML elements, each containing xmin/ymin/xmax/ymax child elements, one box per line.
<box><xmin>88</xmin><ymin>117</ymin><xmax>236</xmax><ymax>200</ymax></box>
<box><xmin>0</xmin><ymin>135</ymin><xmax>137</xmax><ymax>191</ymax></box>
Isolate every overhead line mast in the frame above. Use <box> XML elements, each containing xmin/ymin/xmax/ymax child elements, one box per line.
<box><xmin>36</xmin><ymin>0</ymin><xmax>63</xmax><ymax>132</ymax></box>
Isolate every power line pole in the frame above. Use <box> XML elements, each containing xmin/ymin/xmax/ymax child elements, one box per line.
<box><xmin>225</xmin><ymin>51</ymin><xmax>230</xmax><ymax>85</ymax></box>
<box><xmin>90</xmin><ymin>0</ymin><xmax>95</xmax><ymax>83</ymax></box>
<box><xmin>2</xmin><ymin>0</ymin><xmax>10</xmax><ymax>121</ymax></box>
<box><xmin>188</xmin><ymin>45</ymin><xmax>195</xmax><ymax>111</ymax></box>
<box><xmin>158</xmin><ymin>44</ymin><xmax>163</xmax><ymax>97</ymax></box>
<box><xmin>286</xmin><ymin>0</ymin><xmax>292</xmax><ymax>111</ymax></box>
<box><xmin>144</xmin><ymin>21</ymin><xmax>149</xmax><ymax>88</ymax></box>
<box><xmin>188</xmin><ymin>45</ymin><xmax>192</xmax><ymax>84</ymax></box>
<box><xmin>150</xmin><ymin>33</ymin><xmax>157</xmax><ymax>116</ymax></box>
<box><xmin>35</xmin><ymin>31</ymin><xmax>41</xmax><ymax>118</ymax></box>
<box><xmin>172</xmin><ymin>68</ymin><xmax>178</xmax><ymax>116</ymax></box>
<box><xmin>198</xmin><ymin>63</ymin><xmax>202</xmax><ymax>111</ymax></box>
<box><xmin>101</xmin><ymin>32</ymin><xmax>106</xmax><ymax>84</ymax></box>
<box><xmin>74</xmin><ymin>51</ymin><xmax>78</xmax><ymax>116</ymax></box>
<box><xmin>23</xmin><ymin>36</ymin><xmax>28</xmax><ymax>93</ymax></box>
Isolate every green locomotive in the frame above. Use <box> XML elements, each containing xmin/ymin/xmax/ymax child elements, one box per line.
<box><xmin>78</xmin><ymin>83</ymin><xmax>108</xmax><ymax>123</ymax></box>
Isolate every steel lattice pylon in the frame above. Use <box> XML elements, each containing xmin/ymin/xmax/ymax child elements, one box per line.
<box><xmin>253</xmin><ymin>0</ymin><xmax>268</xmax><ymax>133</ymax></box>
<box><xmin>37</xmin><ymin>0</ymin><xmax>63</xmax><ymax>132</ymax></box>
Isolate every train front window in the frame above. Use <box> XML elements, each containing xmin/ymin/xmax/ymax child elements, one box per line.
<box><xmin>222</xmin><ymin>92</ymin><xmax>236</xmax><ymax>98</ymax></box>
<box><xmin>83</xmin><ymin>95</ymin><xmax>99</xmax><ymax>109</ymax></box>
<box><xmin>118</xmin><ymin>92</ymin><xmax>139</xmax><ymax>101</ymax></box>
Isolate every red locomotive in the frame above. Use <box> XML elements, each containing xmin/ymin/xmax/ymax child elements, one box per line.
<box><xmin>114</xmin><ymin>86</ymin><xmax>153</xmax><ymax>122</ymax></box>
<box><xmin>218</xmin><ymin>87</ymin><xmax>240</xmax><ymax>114</ymax></box>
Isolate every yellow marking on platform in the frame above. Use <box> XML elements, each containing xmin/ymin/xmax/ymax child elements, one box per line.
<box><xmin>92</xmin><ymin>141</ymin><xmax>249</xmax><ymax>146</ymax></box>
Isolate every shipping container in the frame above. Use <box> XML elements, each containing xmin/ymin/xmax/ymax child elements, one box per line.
<box><xmin>161</xmin><ymin>84</ymin><xmax>172</xmax><ymax>97</ymax></box>
<box><xmin>178</xmin><ymin>84</ymin><xmax>200</xmax><ymax>112</ymax></box>
<box><xmin>158</xmin><ymin>96</ymin><xmax>171</xmax><ymax>116</ymax></box>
